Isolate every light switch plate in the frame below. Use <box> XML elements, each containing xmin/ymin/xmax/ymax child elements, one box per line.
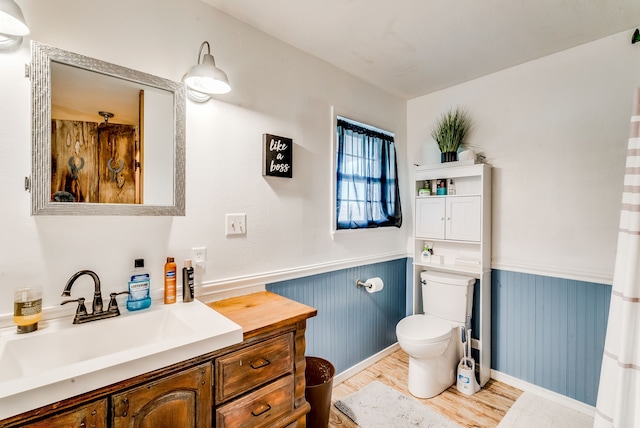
<box><xmin>225</xmin><ymin>213</ymin><xmax>246</xmax><ymax>236</ymax></box>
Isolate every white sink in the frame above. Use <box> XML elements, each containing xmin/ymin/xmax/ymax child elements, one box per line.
<box><xmin>0</xmin><ymin>299</ymin><xmax>242</xmax><ymax>420</ymax></box>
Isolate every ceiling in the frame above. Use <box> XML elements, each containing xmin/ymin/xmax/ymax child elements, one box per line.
<box><xmin>51</xmin><ymin>62</ymin><xmax>141</xmax><ymax>125</ymax></box>
<box><xmin>203</xmin><ymin>0</ymin><xmax>640</xmax><ymax>99</ymax></box>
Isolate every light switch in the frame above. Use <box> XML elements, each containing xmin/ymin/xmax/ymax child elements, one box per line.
<box><xmin>225</xmin><ymin>213</ymin><xmax>246</xmax><ymax>236</ymax></box>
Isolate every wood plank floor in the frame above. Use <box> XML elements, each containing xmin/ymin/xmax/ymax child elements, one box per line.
<box><xmin>328</xmin><ymin>349</ymin><xmax>522</xmax><ymax>428</ymax></box>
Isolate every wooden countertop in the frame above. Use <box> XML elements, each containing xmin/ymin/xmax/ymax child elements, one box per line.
<box><xmin>207</xmin><ymin>291</ymin><xmax>317</xmax><ymax>340</ymax></box>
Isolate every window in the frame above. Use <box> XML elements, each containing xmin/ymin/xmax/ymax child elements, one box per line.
<box><xmin>335</xmin><ymin>116</ymin><xmax>402</xmax><ymax>230</ymax></box>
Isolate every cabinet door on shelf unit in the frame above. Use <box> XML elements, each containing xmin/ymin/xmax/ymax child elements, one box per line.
<box><xmin>415</xmin><ymin>197</ymin><xmax>445</xmax><ymax>239</ymax></box>
<box><xmin>445</xmin><ymin>196</ymin><xmax>481</xmax><ymax>241</ymax></box>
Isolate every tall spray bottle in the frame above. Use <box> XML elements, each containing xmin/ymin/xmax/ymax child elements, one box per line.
<box><xmin>164</xmin><ymin>257</ymin><xmax>177</xmax><ymax>304</ymax></box>
<box><xmin>182</xmin><ymin>259</ymin><xmax>194</xmax><ymax>303</ymax></box>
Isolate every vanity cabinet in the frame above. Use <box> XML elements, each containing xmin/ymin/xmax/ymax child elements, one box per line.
<box><xmin>5</xmin><ymin>364</ymin><xmax>211</xmax><ymax>428</ymax></box>
<box><xmin>413</xmin><ymin>163</ymin><xmax>492</xmax><ymax>386</ymax></box>
<box><xmin>0</xmin><ymin>292</ymin><xmax>316</xmax><ymax>428</ymax></box>
<box><xmin>20</xmin><ymin>399</ymin><xmax>108</xmax><ymax>428</ymax></box>
<box><xmin>210</xmin><ymin>292</ymin><xmax>315</xmax><ymax>428</ymax></box>
<box><xmin>215</xmin><ymin>333</ymin><xmax>294</xmax><ymax>427</ymax></box>
<box><xmin>111</xmin><ymin>363</ymin><xmax>211</xmax><ymax>428</ymax></box>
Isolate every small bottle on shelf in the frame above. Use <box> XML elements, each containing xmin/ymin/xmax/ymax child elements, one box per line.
<box><xmin>421</xmin><ymin>243</ymin><xmax>432</xmax><ymax>263</ymax></box>
<box><xmin>448</xmin><ymin>178</ymin><xmax>456</xmax><ymax>195</ymax></box>
<box><xmin>418</xmin><ymin>180</ymin><xmax>431</xmax><ymax>196</ymax></box>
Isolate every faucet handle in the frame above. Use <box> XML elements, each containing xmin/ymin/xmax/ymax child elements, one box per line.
<box><xmin>61</xmin><ymin>297</ymin><xmax>87</xmax><ymax>317</ymax></box>
<box><xmin>108</xmin><ymin>292</ymin><xmax>129</xmax><ymax>313</ymax></box>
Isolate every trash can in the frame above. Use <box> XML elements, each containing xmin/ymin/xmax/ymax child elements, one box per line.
<box><xmin>305</xmin><ymin>356</ymin><xmax>335</xmax><ymax>428</ymax></box>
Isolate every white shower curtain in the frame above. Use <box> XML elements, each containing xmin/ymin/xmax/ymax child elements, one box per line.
<box><xmin>594</xmin><ymin>88</ymin><xmax>640</xmax><ymax>427</ymax></box>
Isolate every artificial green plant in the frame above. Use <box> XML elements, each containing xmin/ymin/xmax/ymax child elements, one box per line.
<box><xmin>431</xmin><ymin>107</ymin><xmax>472</xmax><ymax>153</ymax></box>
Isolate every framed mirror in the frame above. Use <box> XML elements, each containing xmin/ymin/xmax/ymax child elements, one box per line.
<box><xmin>30</xmin><ymin>41</ymin><xmax>185</xmax><ymax>215</ymax></box>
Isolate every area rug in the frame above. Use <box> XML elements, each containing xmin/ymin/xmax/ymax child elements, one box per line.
<box><xmin>497</xmin><ymin>391</ymin><xmax>594</xmax><ymax>428</ymax></box>
<box><xmin>334</xmin><ymin>381</ymin><xmax>463</xmax><ymax>428</ymax></box>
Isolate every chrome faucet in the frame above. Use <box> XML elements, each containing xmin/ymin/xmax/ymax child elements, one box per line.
<box><xmin>61</xmin><ymin>270</ymin><xmax>127</xmax><ymax>324</ymax></box>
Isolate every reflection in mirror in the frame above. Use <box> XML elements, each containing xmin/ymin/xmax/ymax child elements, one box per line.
<box><xmin>31</xmin><ymin>41</ymin><xmax>185</xmax><ymax>215</ymax></box>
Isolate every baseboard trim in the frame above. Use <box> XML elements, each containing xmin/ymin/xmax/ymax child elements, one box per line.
<box><xmin>333</xmin><ymin>343</ymin><xmax>401</xmax><ymax>386</ymax></box>
<box><xmin>490</xmin><ymin>370</ymin><xmax>596</xmax><ymax>417</ymax></box>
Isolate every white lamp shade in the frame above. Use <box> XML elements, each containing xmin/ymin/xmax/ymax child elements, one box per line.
<box><xmin>0</xmin><ymin>0</ymin><xmax>29</xmax><ymax>36</ymax></box>
<box><xmin>183</xmin><ymin>53</ymin><xmax>231</xmax><ymax>95</ymax></box>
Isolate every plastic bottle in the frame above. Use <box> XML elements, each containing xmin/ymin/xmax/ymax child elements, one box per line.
<box><xmin>127</xmin><ymin>259</ymin><xmax>151</xmax><ymax>311</ymax></box>
<box><xmin>182</xmin><ymin>259</ymin><xmax>195</xmax><ymax>303</ymax></box>
<box><xmin>164</xmin><ymin>257</ymin><xmax>177</xmax><ymax>304</ymax></box>
<box><xmin>448</xmin><ymin>178</ymin><xmax>456</xmax><ymax>195</ymax></box>
<box><xmin>421</xmin><ymin>243</ymin><xmax>432</xmax><ymax>263</ymax></box>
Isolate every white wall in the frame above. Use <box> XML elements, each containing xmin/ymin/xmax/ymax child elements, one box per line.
<box><xmin>408</xmin><ymin>30</ymin><xmax>640</xmax><ymax>284</ymax></box>
<box><xmin>0</xmin><ymin>0</ymin><xmax>408</xmax><ymax>319</ymax></box>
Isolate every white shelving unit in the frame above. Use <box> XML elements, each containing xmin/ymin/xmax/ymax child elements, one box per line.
<box><xmin>412</xmin><ymin>162</ymin><xmax>492</xmax><ymax>386</ymax></box>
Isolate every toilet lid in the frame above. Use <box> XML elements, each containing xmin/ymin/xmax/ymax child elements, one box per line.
<box><xmin>396</xmin><ymin>314</ymin><xmax>452</xmax><ymax>344</ymax></box>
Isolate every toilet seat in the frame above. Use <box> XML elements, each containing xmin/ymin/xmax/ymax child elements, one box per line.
<box><xmin>396</xmin><ymin>314</ymin><xmax>452</xmax><ymax>345</ymax></box>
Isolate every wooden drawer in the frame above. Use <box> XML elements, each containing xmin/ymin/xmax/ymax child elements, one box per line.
<box><xmin>216</xmin><ymin>333</ymin><xmax>293</xmax><ymax>404</ymax></box>
<box><xmin>215</xmin><ymin>375</ymin><xmax>294</xmax><ymax>428</ymax></box>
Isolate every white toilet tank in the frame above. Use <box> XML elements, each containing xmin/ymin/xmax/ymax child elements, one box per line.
<box><xmin>421</xmin><ymin>271</ymin><xmax>475</xmax><ymax>323</ymax></box>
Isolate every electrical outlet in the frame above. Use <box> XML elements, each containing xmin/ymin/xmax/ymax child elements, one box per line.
<box><xmin>192</xmin><ymin>246</ymin><xmax>206</xmax><ymax>269</ymax></box>
<box><xmin>225</xmin><ymin>213</ymin><xmax>247</xmax><ymax>236</ymax></box>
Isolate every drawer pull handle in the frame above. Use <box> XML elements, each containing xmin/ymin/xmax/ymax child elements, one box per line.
<box><xmin>251</xmin><ymin>403</ymin><xmax>272</xmax><ymax>417</ymax></box>
<box><xmin>250</xmin><ymin>358</ymin><xmax>271</xmax><ymax>369</ymax></box>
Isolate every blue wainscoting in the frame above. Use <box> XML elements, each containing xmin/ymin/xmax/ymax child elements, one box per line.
<box><xmin>268</xmin><ymin>262</ymin><xmax>611</xmax><ymax>406</ymax></box>
<box><xmin>492</xmin><ymin>270</ymin><xmax>611</xmax><ymax>406</ymax></box>
<box><xmin>266</xmin><ymin>258</ymin><xmax>407</xmax><ymax>375</ymax></box>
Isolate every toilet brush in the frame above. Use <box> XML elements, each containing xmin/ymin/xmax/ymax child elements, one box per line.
<box><xmin>457</xmin><ymin>327</ymin><xmax>480</xmax><ymax>395</ymax></box>
<box><xmin>466</xmin><ymin>328</ymin><xmax>472</xmax><ymax>368</ymax></box>
<box><xmin>460</xmin><ymin>326</ymin><xmax>467</xmax><ymax>361</ymax></box>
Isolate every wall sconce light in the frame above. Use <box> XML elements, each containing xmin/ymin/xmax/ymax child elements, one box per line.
<box><xmin>0</xmin><ymin>0</ymin><xmax>29</xmax><ymax>52</ymax></box>
<box><xmin>183</xmin><ymin>41</ymin><xmax>231</xmax><ymax>102</ymax></box>
<box><xmin>632</xmin><ymin>29</ymin><xmax>640</xmax><ymax>45</ymax></box>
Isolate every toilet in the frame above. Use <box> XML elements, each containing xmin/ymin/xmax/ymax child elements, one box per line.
<box><xmin>396</xmin><ymin>270</ymin><xmax>475</xmax><ymax>398</ymax></box>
